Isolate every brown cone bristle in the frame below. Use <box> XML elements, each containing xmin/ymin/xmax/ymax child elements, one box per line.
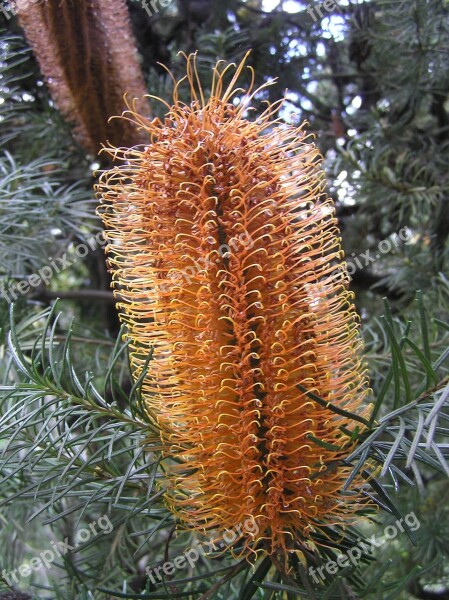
<box><xmin>97</xmin><ymin>52</ymin><xmax>372</xmax><ymax>564</ymax></box>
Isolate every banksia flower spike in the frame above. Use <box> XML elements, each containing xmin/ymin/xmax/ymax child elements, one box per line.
<box><xmin>97</xmin><ymin>53</ymin><xmax>372</xmax><ymax>565</ymax></box>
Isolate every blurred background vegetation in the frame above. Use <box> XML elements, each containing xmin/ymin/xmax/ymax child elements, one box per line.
<box><xmin>0</xmin><ymin>0</ymin><xmax>448</xmax><ymax>598</ymax></box>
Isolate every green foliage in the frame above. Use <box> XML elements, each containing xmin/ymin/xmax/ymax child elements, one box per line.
<box><xmin>0</xmin><ymin>152</ymin><xmax>96</xmax><ymax>275</ymax></box>
<box><xmin>0</xmin><ymin>304</ymin><xmax>162</xmax><ymax>597</ymax></box>
<box><xmin>332</xmin><ymin>0</ymin><xmax>449</xmax><ymax>291</ymax></box>
<box><xmin>0</xmin><ymin>32</ymin><xmax>99</xmax><ymax>317</ymax></box>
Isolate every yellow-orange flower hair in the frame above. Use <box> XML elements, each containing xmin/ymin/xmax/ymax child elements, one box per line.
<box><xmin>97</xmin><ymin>53</ymin><xmax>372</xmax><ymax>564</ymax></box>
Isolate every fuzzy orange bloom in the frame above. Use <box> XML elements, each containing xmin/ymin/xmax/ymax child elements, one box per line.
<box><xmin>97</xmin><ymin>53</ymin><xmax>372</xmax><ymax>563</ymax></box>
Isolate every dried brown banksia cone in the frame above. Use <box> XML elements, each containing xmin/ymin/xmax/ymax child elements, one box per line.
<box><xmin>14</xmin><ymin>0</ymin><xmax>149</xmax><ymax>154</ymax></box>
<box><xmin>97</xmin><ymin>53</ymin><xmax>372</xmax><ymax>563</ymax></box>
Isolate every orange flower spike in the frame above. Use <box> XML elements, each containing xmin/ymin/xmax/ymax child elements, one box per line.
<box><xmin>97</xmin><ymin>52</ymin><xmax>372</xmax><ymax>565</ymax></box>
